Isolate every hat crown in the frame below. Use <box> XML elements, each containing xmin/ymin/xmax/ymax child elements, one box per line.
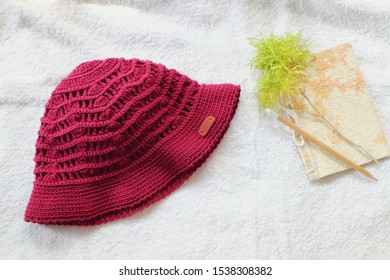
<box><xmin>34</xmin><ymin>58</ymin><xmax>197</xmax><ymax>184</ymax></box>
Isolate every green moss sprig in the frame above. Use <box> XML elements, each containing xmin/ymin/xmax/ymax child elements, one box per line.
<box><xmin>249</xmin><ymin>31</ymin><xmax>315</xmax><ymax>111</ymax></box>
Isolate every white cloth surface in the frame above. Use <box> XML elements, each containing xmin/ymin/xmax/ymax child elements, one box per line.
<box><xmin>1</xmin><ymin>0</ymin><xmax>390</xmax><ymax>259</ymax></box>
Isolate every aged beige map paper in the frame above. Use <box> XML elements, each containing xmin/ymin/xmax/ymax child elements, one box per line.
<box><xmin>293</xmin><ymin>43</ymin><xmax>390</xmax><ymax>180</ymax></box>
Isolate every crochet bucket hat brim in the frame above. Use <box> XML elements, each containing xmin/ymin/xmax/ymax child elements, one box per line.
<box><xmin>25</xmin><ymin>58</ymin><xmax>240</xmax><ymax>225</ymax></box>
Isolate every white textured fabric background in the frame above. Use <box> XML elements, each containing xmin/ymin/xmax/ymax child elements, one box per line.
<box><xmin>1</xmin><ymin>0</ymin><xmax>390</xmax><ymax>259</ymax></box>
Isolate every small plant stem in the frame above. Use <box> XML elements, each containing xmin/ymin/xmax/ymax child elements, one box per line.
<box><xmin>299</xmin><ymin>90</ymin><xmax>379</xmax><ymax>164</ymax></box>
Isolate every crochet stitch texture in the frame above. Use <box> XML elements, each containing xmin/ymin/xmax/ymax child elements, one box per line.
<box><xmin>25</xmin><ymin>58</ymin><xmax>240</xmax><ymax>225</ymax></box>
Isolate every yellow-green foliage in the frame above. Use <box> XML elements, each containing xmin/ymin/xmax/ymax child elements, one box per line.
<box><xmin>249</xmin><ymin>31</ymin><xmax>315</xmax><ymax>111</ymax></box>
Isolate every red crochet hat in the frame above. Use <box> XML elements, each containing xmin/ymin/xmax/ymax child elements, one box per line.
<box><xmin>25</xmin><ymin>58</ymin><xmax>240</xmax><ymax>225</ymax></box>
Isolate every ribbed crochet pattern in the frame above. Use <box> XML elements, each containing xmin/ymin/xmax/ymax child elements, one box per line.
<box><xmin>24</xmin><ymin>58</ymin><xmax>240</xmax><ymax>225</ymax></box>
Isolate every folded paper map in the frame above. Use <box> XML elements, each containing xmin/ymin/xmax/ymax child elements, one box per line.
<box><xmin>292</xmin><ymin>43</ymin><xmax>390</xmax><ymax>180</ymax></box>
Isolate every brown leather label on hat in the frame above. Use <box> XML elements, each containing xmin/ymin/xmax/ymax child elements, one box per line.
<box><xmin>199</xmin><ymin>116</ymin><xmax>216</xmax><ymax>137</ymax></box>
